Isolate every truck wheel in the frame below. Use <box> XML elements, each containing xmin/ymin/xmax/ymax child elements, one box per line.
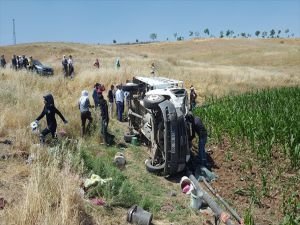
<box><xmin>124</xmin><ymin>133</ymin><xmax>136</xmax><ymax>143</ymax></box>
<box><xmin>143</xmin><ymin>95</ymin><xmax>165</xmax><ymax>109</ymax></box>
<box><xmin>122</xmin><ymin>83</ymin><xmax>139</xmax><ymax>92</ymax></box>
<box><xmin>145</xmin><ymin>159</ymin><xmax>165</xmax><ymax>174</ymax></box>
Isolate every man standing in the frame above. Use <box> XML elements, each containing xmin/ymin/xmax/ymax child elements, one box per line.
<box><xmin>62</xmin><ymin>55</ymin><xmax>68</xmax><ymax>77</ymax></box>
<box><xmin>190</xmin><ymin>86</ymin><xmax>197</xmax><ymax>110</ymax></box>
<box><xmin>115</xmin><ymin>85</ymin><xmax>124</xmax><ymax>122</ymax></box>
<box><xmin>0</xmin><ymin>55</ymin><xmax>6</xmax><ymax>68</ymax></box>
<box><xmin>78</xmin><ymin>90</ymin><xmax>93</xmax><ymax>137</ymax></box>
<box><xmin>92</xmin><ymin>83</ymin><xmax>101</xmax><ymax>108</ymax></box>
<box><xmin>11</xmin><ymin>55</ymin><xmax>17</xmax><ymax>70</ymax></box>
<box><xmin>68</xmin><ymin>55</ymin><xmax>74</xmax><ymax>78</ymax></box>
<box><xmin>107</xmin><ymin>84</ymin><xmax>115</xmax><ymax>118</ymax></box>
<box><xmin>99</xmin><ymin>95</ymin><xmax>110</xmax><ymax>145</ymax></box>
<box><xmin>186</xmin><ymin>113</ymin><xmax>208</xmax><ymax>167</ymax></box>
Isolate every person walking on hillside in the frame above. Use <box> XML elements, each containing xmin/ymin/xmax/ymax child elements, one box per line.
<box><xmin>78</xmin><ymin>90</ymin><xmax>93</xmax><ymax>137</ymax></box>
<box><xmin>190</xmin><ymin>85</ymin><xmax>197</xmax><ymax>111</ymax></box>
<box><xmin>115</xmin><ymin>58</ymin><xmax>120</xmax><ymax>69</ymax></box>
<box><xmin>62</xmin><ymin>55</ymin><xmax>68</xmax><ymax>77</ymax></box>
<box><xmin>107</xmin><ymin>84</ymin><xmax>115</xmax><ymax>118</ymax></box>
<box><xmin>92</xmin><ymin>83</ymin><xmax>101</xmax><ymax>108</ymax></box>
<box><xmin>115</xmin><ymin>85</ymin><xmax>124</xmax><ymax>122</ymax></box>
<box><xmin>28</xmin><ymin>56</ymin><xmax>34</xmax><ymax>71</ymax></box>
<box><xmin>186</xmin><ymin>113</ymin><xmax>208</xmax><ymax>167</ymax></box>
<box><xmin>35</xmin><ymin>94</ymin><xmax>68</xmax><ymax>144</ymax></box>
<box><xmin>68</xmin><ymin>55</ymin><xmax>74</xmax><ymax>78</ymax></box>
<box><xmin>150</xmin><ymin>62</ymin><xmax>155</xmax><ymax>75</ymax></box>
<box><xmin>11</xmin><ymin>55</ymin><xmax>17</xmax><ymax>70</ymax></box>
<box><xmin>0</xmin><ymin>55</ymin><xmax>6</xmax><ymax>68</ymax></box>
<box><xmin>94</xmin><ymin>59</ymin><xmax>100</xmax><ymax>68</ymax></box>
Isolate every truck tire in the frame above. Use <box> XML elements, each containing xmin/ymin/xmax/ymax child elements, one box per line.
<box><xmin>143</xmin><ymin>95</ymin><xmax>165</xmax><ymax>109</ymax></box>
<box><xmin>145</xmin><ymin>159</ymin><xmax>165</xmax><ymax>174</ymax></box>
<box><xmin>124</xmin><ymin>133</ymin><xmax>136</xmax><ymax>143</ymax></box>
<box><xmin>122</xmin><ymin>83</ymin><xmax>139</xmax><ymax>92</ymax></box>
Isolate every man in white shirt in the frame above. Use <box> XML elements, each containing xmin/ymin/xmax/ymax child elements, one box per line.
<box><xmin>115</xmin><ymin>85</ymin><xmax>124</xmax><ymax>121</ymax></box>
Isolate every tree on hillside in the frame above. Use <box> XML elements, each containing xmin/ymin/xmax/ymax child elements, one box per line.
<box><xmin>277</xmin><ymin>30</ymin><xmax>281</xmax><ymax>38</ymax></box>
<box><xmin>173</xmin><ymin>32</ymin><xmax>178</xmax><ymax>40</ymax></box>
<box><xmin>195</xmin><ymin>31</ymin><xmax>200</xmax><ymax>37</ymax></box>
<box><xmin>177</xmin><ymin>36</ymin><xmax>184</xmax><ymax>41</ymax></box>
<box><xmin>189</xmin><ymin>31</ymin><xmax>193</xmax><ymax>37</ymax></box>
<box><xmin>204</xmin><ymin>28</ymin><xmax>210</xmax><ymax>36</ymax></box>
<box><xmin>285</xmin><ymin>29</ymin><xmax>289</xmax><ymax>37</ymax></box>
<box><xmin>136</xmin><ymin>39</ymin><xmax>139</xmax><ymax>43</ymax></box>
<box><xmin>113</xmin><ymin>39</ymin><xmax>117</xmax><ymax>44</ymax></box>
<box><xmin>226</xmin><ymin>29</ymin><xmax>231</xmax><ymax>37</ymax></box>
<box><xmin>262</xmin><ymin>31</ymin><xmax>267</xmax><ymax>38</ymax></box>
<box><xmin>150</xmin><ymin>33</ymin><xmax>157</xmax><ymax>41</ymax></box>
<box><xmin>240</xmin><ymin>32</ymin><xmax>246</xmax><ymax>38</ymax></box>
<box><xmin>219</xmin><ymin>31</ymin><xmax>224</xmax><ymax>38</ymax></box>
<box><xmin>255</xmin><ymin>30</ymin><xmax>260</xmax><ymax>37</ymax></box>
<box><xmin>270</xmin><ymin>29</ymin><xmax>276</xmax><ymax>38</ymax></box>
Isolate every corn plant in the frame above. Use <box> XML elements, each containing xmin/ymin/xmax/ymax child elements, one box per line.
<box><xmin>194</xmin><ymin>87</ymin><xmax>300</xmax><ymax>169</ymax></box>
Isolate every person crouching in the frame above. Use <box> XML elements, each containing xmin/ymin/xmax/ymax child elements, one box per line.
<box><xmin>79</xmin><ymin>90</ymin><xmax>93</xmax><ymax>137</ymax></box>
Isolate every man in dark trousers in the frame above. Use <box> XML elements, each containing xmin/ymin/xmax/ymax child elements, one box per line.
<box><xmin>35</xmin><ymin>94</ymin><xmax>68</xmax><ymax>144</ymax></box>
<box><xmin>190</xmin><ymin>86</ymin><xmax>197</xmax><ymax>110</ymax></box>
<box><xmin>107</xmin><ymin>84</ymin><xmax>115</xmax><ymax>118</ymax></box>
<box><xmin>92</xmin><ymin>83</ymin><xmax>101</xmax><ymax>108</ymax></box>
<box><xmin>99</xmin><ymin>95</ymin><xmax>110</xmax><ymax>145</ymax></box>
<box><xmin>78</xmin><ymin>90</ymin><xmax>93</xmax><ymax>137</ymax></box>
<box><xmin>0</xmin><ymin>55</ymin><xmax>6</xmax><ymax>68</ymax></box>
<box><xmin>186</xmin><ymin>112</ymin><xmax>208</xmax><ymax>167</ymax></box>
<box><xmin>62</xmin><ymin>55</ymin><xmax>68</xmax><ymax>77</ymax></box>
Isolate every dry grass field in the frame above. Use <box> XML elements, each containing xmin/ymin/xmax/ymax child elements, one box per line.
<box><xmin>0</xmin><ymin>38</ymin><xmax>299</xmax><ymax>225</ymax></box>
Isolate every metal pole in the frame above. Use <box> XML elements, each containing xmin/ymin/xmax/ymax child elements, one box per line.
<box><xmin>202</xmin><ymin>178</ymin><xmax>242</xmax><ymax>223</ymax></box>
<box><xmin>189</xmin><ymin>174</ymin><xmax>235</xmax><ymax>225</ymax></box>
<box><xmin>13</xmin><ymin>19</ymin><xmax>16</xmax><ymax>45</ymax></box>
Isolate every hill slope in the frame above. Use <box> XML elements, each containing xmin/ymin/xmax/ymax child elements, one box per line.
<box><xmin>0</xmin><ymin>39</ymin><xmax>299</xmax><ymax>225</ymax></box>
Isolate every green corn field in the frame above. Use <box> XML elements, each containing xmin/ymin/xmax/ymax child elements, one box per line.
<box><xmin>194</xmin><ymin>86</ymin><xmax>300</xmax><ymax>169</ymax></box>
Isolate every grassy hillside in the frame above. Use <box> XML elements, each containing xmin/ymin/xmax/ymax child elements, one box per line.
<box><xmin>0</xmin><ymin>39</ymin><xmax>299</xmax><ymax>225</ymax></box>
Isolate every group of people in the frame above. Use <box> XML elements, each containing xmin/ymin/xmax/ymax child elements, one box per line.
<box><xmin>93</xmin><ymin>58</ymin><xmax>121</xmax><ymax>70</ymax></box>
<box><xmin>0</xmin><ymin>54</ymin><xmax>34</xmax><ymax>71</ymax></box>
<box><xmin>62</xmin><ymin>55</ymin><xmax>74</xmax><ymax>78</ymax></box>
<box><xmin>32</xmin><ymin>73</ymin><xmax>208</xmax><ymax>168</ymax></box>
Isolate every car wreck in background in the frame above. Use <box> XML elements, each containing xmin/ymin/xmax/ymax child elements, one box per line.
<box><xmin>123</xmin><ymin>76</ymin><xmax>191</xmax><ymax>176</ymax></box>
<box><xmin>32</xmin><ymin>59</ymin><xmax>54</xmax><ymax>76</ymax></box>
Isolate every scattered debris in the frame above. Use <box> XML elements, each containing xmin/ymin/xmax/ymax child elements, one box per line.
<box><xmin>180</xmin><ymin>176</ymin><xmax>194</xmax><ymax>194</ymax></box>
<box><xmin>84</xmin><ymin>174</ymin><xmax>112</xmax><ymax>189</ymax></box>
<box><xmin>195</xmin><ymin>166</ymin><xmax>218</xmax><ymax>182</ymax></box>
<box><xmin>117</xmin><ymin>142</ymin><xmax>128</xmax><ymax>149</ymax></box>
<box><xmin>127</xmin><ymin>205</ymin><xmax>153</xmax><ymax>225</ymax></box>
<box><xmin>90</xmin><ymin>198</ymin><xmax>105</xmax><ymax>206</ymax></box>
<box><xmin>0</xmin><ymin>139</ymin><xmax>12</xmax><ymax>145</ymax></box>
<box><xmin>0</xmin><ymin>197</ymin><xmax>7</xmax><ymax>210</ymax></box>
<box><xmin>0</xmin><ymin>151</ymin><xmax>29</xmax><ymax>160</ymax></box>
<box><xmin>26</xmin><ymin>153</ymin><xmax>36</xmax><ymax>164</ymax></box>
<box><xmin>114</xmin><ymin>152</ymin><xmax>126</xmax><ymax>168</ymax></box>
<box><xmin>170</xmin><ymin>190</ymin><xmax>177</xmax><ymax>197</ymax></box>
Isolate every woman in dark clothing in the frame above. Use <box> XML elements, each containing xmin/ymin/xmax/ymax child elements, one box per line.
<box><xmin>35</xmin><ymin>94</ymin><xmax>68</xmax><ymax>144</ymax></box>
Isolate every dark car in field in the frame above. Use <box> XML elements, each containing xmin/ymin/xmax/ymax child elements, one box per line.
<box><xmin>32</xmin><ymin>60</ymin><xmax>54</xmax><ymax>75</ymax></box>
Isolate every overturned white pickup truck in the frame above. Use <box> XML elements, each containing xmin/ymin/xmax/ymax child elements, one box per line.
<box><xmin>123</xmin><ymin>76</ymin><xmax>191</xmax><ymax>176</ymax></box>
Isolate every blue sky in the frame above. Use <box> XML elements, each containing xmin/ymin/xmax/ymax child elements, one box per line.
<box><xmin>0</xmin><ymin>0</ymin><xmax>299</xmax><ymax>46</ymax></box>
